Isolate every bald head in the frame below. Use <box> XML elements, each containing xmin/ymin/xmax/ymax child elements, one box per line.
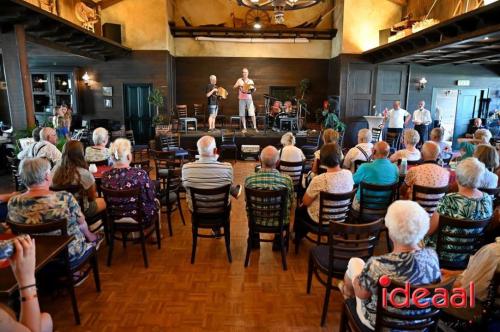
<box><xmin>40</xmin><ymin>127</ymin><xmax>56</xmax><ymax>144</ymax></box>
<box><xmin>260</xmin><ymin>146</ymin><xmax>279</xmax><ymax>168</ymax></box>
<box><xmin>373</xmin><ymin>141</ymin><xmax>390</xmax><ymax>159</ymax></box>
<box><xmin>421</xmin><ymin>141</ymin><xmax>440</xmax><ymax>161</ymax></box>
<box><xmin>196</xmin><ymin>135</ymin><xmax>217</xmax><ymax>157</ymax></box>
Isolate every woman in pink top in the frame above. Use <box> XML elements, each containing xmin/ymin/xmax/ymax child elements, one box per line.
<box><xmin>233</xmin><ymin>68</ymin><xmax>258</xmax><ymax>133</ymax></box>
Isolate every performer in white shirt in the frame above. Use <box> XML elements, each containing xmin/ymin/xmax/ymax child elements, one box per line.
<box><xmin>233</xmin><ymin>68</ymin><xmax>258</xmax><ymax>134</ymax></box>
<box><xmin>412</xmin><ymin>100</ymin><xmax>432</xmax><ymax>146</ymax></box>
<box><xmin>382</xmin><ymin>100</ymin><xmax>411</xmax><ymax>149</ymax></box>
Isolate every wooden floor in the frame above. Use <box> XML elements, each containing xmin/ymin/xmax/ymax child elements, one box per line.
<box><xmin>37</xmin><ymin>161</ymin><xmax>354</xmax><ymax>331</ymax></box>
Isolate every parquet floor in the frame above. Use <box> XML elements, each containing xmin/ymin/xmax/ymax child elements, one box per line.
<box><xmin>40</xmin><ymin>161</ymin><xmax>354</xmax><ymax>331</ymax></box>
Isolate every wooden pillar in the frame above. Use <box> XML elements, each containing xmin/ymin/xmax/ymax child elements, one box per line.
<box><xmin>14</xmin><ymin>24</ymin><xmax>35</xmax><ymax>128</ymax></box>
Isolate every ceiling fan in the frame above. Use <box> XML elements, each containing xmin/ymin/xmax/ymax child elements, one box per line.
<box><xmin>237</xmin><ymin>0</ymin><xmax>323</xmax><ymax>24</ymax></box>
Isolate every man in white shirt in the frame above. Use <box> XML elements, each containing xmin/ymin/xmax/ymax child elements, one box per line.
<box><xmin>17</xmin><ymin>127</ymin><xmax>61</xmax><ymax>166</ymax></box>
<box><xmin>412</xmin><ymin>100</ymin><xmax>432</xmax><ymax>146</ymax></box>
<box><xmin>342</xmin><ymin>129</ymin><xmax>373</xmax><ymax>172</ymax></box>
<box><xmin>383</xmin><ymin>100</ymin><xmax>411</xmax><ymax>149</ymax></box>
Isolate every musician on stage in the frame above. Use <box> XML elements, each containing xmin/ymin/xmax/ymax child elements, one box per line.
<box><xmin>206</xmin><ymin>75</ymin><xmax>219</xmax><ymax>132</ymax></box>
<box><xmin>233</xmin><ymin>68</ymin><xmax>258</xmax><ymax>133</ymax></box>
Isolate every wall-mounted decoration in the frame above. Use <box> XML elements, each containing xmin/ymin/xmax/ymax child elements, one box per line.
<box><xmin>38</xmin><ymin>0</ymin><xmax>58</xmax><ymax>15</ymax></box>
<box><xmin>104</xmin><ymin>98</ymin><xmax>113</xmax><ymax>108</ymax></box>
<box><xmin>0</xmin><ymin>82</ymin><xmax>7</xmax><ymax>90</ymax></box>
<box><xmin>102</xmin><ymin>86</ymin><xmax>113</xmax><ymax>96</ymax></box>
<box><xmin>75</xmin><ymin>1</ymin><xmax>99</xmax><ymax>32</ymax></box>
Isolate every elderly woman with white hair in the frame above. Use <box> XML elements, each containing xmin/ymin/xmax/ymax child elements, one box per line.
<box><xmin>85</xmin><ymin>127</ymin><xmax>110</xmax><ymax>163</ymax></box>
<box><xmin>7</xmin><ymin>157</ymin><xmax>99</xmax><ymax>268</ymax></box>
<box><xmin>474</xmin><ymin>144</ymin><xmax>499</xmax><ymax>188</ymax></box>
<box><xmin>341</xmin><ymin>200</ymin><xmax>441</xmax><ymax>330</ymax></box>
<box><xmin>101</xmin><ymin>138</ymin><xmax>157</xmax><ymax>221</ymax></box>
<box><xmin>427</xmin><ymin>157</ymin><xmax>493</xmax><ymax>261</ymax></box>
<box><xmin>389</xmin><ymin>128</ymin><xmax>421</xmax><ymax>162</ymax></box>
<box><xmin>459</xmin><ymin>128</ymin><xmax>492</xmax><ymax>159</ymax></box>
<box><xmin>279</xmin><ymin>132</ymin><xmax>305</xmax><ymax>163</ymax></box>
<box><xmin>342</xmin><ymin>128</ymin><xmax>373</xmax><ymax>172</ymax></box>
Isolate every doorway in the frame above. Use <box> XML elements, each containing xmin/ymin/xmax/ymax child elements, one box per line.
<box><xmin>123</xmin><ymin>83</ymin><xmax>154</xmax><ymax>145</ymax></box>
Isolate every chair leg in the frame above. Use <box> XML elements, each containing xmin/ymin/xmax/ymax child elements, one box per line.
<box><xmin>280</xmin><ymin>231</ymin><xmax>287</xmax><ymax>271</ymax></box>
<box><xmin>107</xmin><ymin>227</ymin><xmax>114</xmax><ymax>267</ymax></box>
<box><xmin>339</xmin><ymin>302</ymin><xmax>348</xmax><ymax>332</ymax></box>
<box><xmin>155</xmin><ymin>215</ymin><xmax>161</xmax><ymax>250</ymax></box>
<box><xmin>244</xmin><ymin>233</ymin><xmax>252</xmax><ymax>268</ymax></box>
<box><xmin>306</xmin><ymin>253</ymin><xmax>313</xmax><ymax>294</ymax></box>
<box><xmin>102</xmin><ymin>214</ymin><xmax>109</xmax><ymax>245</ymax></box>
<box><xmin>140</xmin><ymin>229</ymin><xmax>149</xmax><ymax>268</ymax></box>
<box><xmin>191</xmin><ymin>226</ymin><xmax>198</xmax><ymax>264</ymax></box>
<box><xmin>224</xmin><ymin>223</ymin><xmax>232</xmax><ymax>263</ymax></box>
<box><xmin>177</xmin><ymin>194</ymin><xmax>186</xmax><ymax>225</ymax></box>
<box><xmin>64</xmin><ymin>250</ymin><xmax>81</xmax><ymax>325</ymax></box>
<box><xmin>320</xmin><ymin>277</ymin><xmax>333</xmax><ymax>326</ymax></box>
<box><xmin>166</xmin><ymin>206</ymin><xmax>173</xmax><ymax>237</ymax></box>
<box><xmin>91</xmin><ymin>251</ymin><xmax>101</xmax><ymax>292</ymax></box>
<box><xmin>122</xmin><ymin>232</ymin><xmax>127</xmax><ymax>248</ymax></box>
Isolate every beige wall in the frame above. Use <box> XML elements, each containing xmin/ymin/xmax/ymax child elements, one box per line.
<box><xmin>101</xmin><ymin>0</ymin><xmax>169</xmax><ymax>51</ymax></box>
<box><xmin>174</xmin><ymin>38</ymin><xmax>332</xmax><ymax>59</ymax></box>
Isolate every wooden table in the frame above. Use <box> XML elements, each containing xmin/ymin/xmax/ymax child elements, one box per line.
<box><xmin>0</xmin><ymin>235</ymin><xmax>81</xmax><ymax>324</ymax></box>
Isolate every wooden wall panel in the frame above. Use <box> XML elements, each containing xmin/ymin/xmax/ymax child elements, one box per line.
<box><xmin>375</xmin><ymin>64</ymin><xmax>408</xmax><ymax>112</ymax></box>
<box><xmin>175</xmin><ymin>57</ymin><xmax>329</xmax><ymax>117</ymax></box>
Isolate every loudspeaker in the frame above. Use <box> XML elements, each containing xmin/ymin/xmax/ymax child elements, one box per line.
<box><xmin>103</xmin><ymin>23</ymin><xmax>122</xmax><ymax>44</ymax></box>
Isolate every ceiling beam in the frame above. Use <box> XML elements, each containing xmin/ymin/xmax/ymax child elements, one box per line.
<box><xmin>98</xmin><ymin>0</ymin><xmax>124</xmax><ymax>10</ymax></box>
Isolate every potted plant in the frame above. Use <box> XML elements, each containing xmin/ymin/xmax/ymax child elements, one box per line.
<box><xmin>299</xmin><ymin>78</ymin><xmax>311</xmax><ymax>99</ymax></box>
<box><xmin>148</xmin><ymin>88</ymin><xmax>171</xmax><ymax>133</ymax></box>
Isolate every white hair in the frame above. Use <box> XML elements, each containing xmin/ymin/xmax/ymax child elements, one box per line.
<box><xmin>39</xmin><ymin>127</ymin><xmax>55</xmax><ymax>141</ymax></box>
<box><xmin>421</xmin><ymin>141</ymin><xmax>440</xmax><ymax>160</ymax></box>
<box><xmin>92</xmin><ymin>127</ymin><xmax>109</xmax><ymax>146</ymax></box>
<box><xmin>19</xmin><ymin>157</ymin><xmax>51</xmax><ymax>187</ymax></box>
<box><xmin>385</xmin><ymin>200</ymin><xmax>430</xmax><ymax>246</ymax></box>
<box><xmin>358</xmin><ymin>128</ymin><xmax>372</xmax><ymax>144</ymax></box>
<box><xmin>209</xmin><ymin>75</ymin><xmax>216</xmax><ymax>80</ymax></box>
<box><xmin>280</xmin><ymin>132</ymin><xmax>296</xmax><ymax>146</ymax></box>
<box><xmin>456</xmin><ymin>157</ymin><xmax>485</xmax><ymax>188</ymax></box>
<box><xmin>109</xmin><ymin>138</ymin><xmax>131</xmax><ymax>163</ymax></box>
<box><xmin>197</xmin><ymin>136</ymin><xmax>216</xmax><ymax>156</ymax></box>
<box><xmin>474</xmin><ymin>129</ymin><xmax>492</xmax><ymax>144</ymax></box>
<box><xmin>403</xmin><ymin>129</ymin><xmax>420</xmax><ymax>146</ymax></box>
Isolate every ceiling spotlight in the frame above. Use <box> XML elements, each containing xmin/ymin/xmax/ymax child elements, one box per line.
<box><xmin>484</xmin><ymin>36</ymin><xmax>489</xmax><ymax>40</ymax></box>
<box><xmin>251</xmin><ymin>0</ymin><xmax>259</xmax><ymax>3</ymax></box>
<box><xmin>253</xmin><ymin>17</ymin><xmax>262</xmax><ymax>29</ymax></box>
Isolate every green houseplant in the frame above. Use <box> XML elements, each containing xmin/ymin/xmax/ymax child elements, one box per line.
<box><xmin>299</xmin><ymin>78</ymin><xmax>311</xmax><ymax>99</ymax></box>
<box><xmin>148</xmin><ymin>88</ymin><xmax>169</xmax><ymax>126</ymax></box>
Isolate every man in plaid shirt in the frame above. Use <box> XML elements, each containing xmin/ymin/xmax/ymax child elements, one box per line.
<box><xmin>245</xmin><ymin>146</ymin><xmax>294</xmax><ymax>249</ymax></box>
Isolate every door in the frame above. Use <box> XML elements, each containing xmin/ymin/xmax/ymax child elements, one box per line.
<box><xmin>123</xmin><ymin>84</ymin><xmax>154</xmax><ymax>145</ymax></box>
<box><xmin>453</xmin><ymin>89</ymin><xmax>484</xmax><ymax>146</ymax></box>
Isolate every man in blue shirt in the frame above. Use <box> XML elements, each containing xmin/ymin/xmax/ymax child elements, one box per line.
<box><xmin>352</xmin><ymin>141</ymin><xmax>399</xmax><ymax>210</ymax></box>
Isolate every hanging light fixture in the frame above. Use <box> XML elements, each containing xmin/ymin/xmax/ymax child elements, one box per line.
<box><xmin>82</xmin><ymin>72</ymin><xmax>90</xmax><ymax>86</ymax></box>
<box><xmin>253</xmin><ymin>16</ymin><xmax>262</xmax><ymax>29</ymax></box>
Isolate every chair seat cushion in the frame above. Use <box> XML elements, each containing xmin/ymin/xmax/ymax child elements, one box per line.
<box><xmin>180</xmin><ymin>118</ymin><xmax>197</xmax><ymax>121</ymax></box>
<box><xmin>161</xmin><ymin>191</ymin><xmax>178</xmax><ymax>204</ymax></box>
<box><xmin>158</xmin><ymin>169</ymin><xmax>170</xmax><ymax>177</ymax></box>
<box><xmin>220</xmin><ymin>144</ymin><xmax>237</xmax><ymax>149</ymax></box>
<box><xmin>344</xmin><ymin>298</ymin><xmax>373</xmax><ymax>332</ymax></box>
<box><xmin>311</xmin><ymin>245</ymin><xmax>349</xmax><ymax>273</ymax></box>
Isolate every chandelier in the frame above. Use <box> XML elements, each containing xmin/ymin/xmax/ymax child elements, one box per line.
<box><xmin>237</xmin><ymin>0</ymin><xmax>322</xmax><ymax>25</ymax></box>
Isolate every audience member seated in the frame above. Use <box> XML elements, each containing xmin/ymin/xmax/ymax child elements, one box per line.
<box><xmin>430</xmin><ymin>127</ymin><xmax>452</xmax><ymax>158</ymax></box>
<box><xmin>389</xmin><ymin>129</ymin><xmax>421</xmax><ymax>162</ymax></box>
<box><xmin>295</xmin><ymin>143</ymin><xmax>353</xmax><ymax>241</ymax></box>
<box><xmin>101</xmin><ymin>138</ymin><xmax>157</xmax><ymax>222</ymax></box>
<box><xmin>245</xmin><ymin>146</ymin><xmax>294</xmax><ymax>248</ymax></box>
<box><xmin>460</xmin><ymin>128</ymin><xmax>492</xmax><ymax>159</ymax></box>
<box><xmin>427</xmin><ymin>158</ymin><xmax>493</xmax><ymax>261</ymax></box>
<box><xmin>311</xmin><ymin>129</ymin><xmax>343</xmax><ymax>174</ymax></box>
<box><xmin>473</xmin><ymin>144</ymin><xmax>499</xmax><ymax>188</ymax></box>
<box><xmin>17</xmin><ymin>127</ymin><xmax>61</xmax><ymax>166</ymax></box>
<box><xmin>85</xmin><ymin>127</ymin><xmax>110</xmax><ymax>163</ymax></box>
<box><xmin>400</xmin><ymin>141</ymin><xmax>450</xmax><ymax>199</ymax></box>
<box><xmin>466</xmin><ymin>117</ymin><xmax>486</xmax><ymax>137</ymax></box>
<box><xmin>0</xmin><ymin>236</ymin><xmax>53</xmax><ymax>332</ymax></box>
<box><xmin>0</xmin><ymin>193</ymin><xmax>18</xmax><ymax>221</ymax></box>
<box><xmin>7</xmin><ymin>158</ymin><xmax>99</xmax><ymax>268</ymax></box>
<box><xmin>279</xmin><ymin>132</ymin><xmax>305</xmax><ymax>163</ymax></box>
<box><xmin>352</xmin><ymin>141</ymin><xmax>399</xmax><ymax>211</ymax></box>
<box><xmin>342</xmin><ymin>128</ymin><xmax>373</xmax><ymax>172</ymax></box>
<box><xmin>341</xmin><ymin>200</ymin><xmax>441</xmax><ymax>330</ymax></box>
<box><xmin>52</xmin><ymin>141</ymin><xmax>106</xmax><ymax>218</ymax></box>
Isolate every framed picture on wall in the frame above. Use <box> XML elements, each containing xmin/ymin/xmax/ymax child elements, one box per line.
<box><xmin>102</xmin><ymin>86</ymin><xmax>113</xmax><ymax>96</ymax></box>
<box><xmin>104</xmin><ymin>98</ymin><xmax>113</xmax><ymax>108</ymax></box>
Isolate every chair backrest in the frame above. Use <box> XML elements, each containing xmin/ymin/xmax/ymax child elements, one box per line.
<box><xmin>436</xmin><ymin>214</ymin><xmax>491</xmax><ymax>269</ymax></box>
<box><xmin>374</xmin><ymin>277</ymin><xmax>455</xmax><ymax>331</ymax></box>
<box><xmin>277</xmin><ymin>160</ymin><xmax>304</xmax><ymax>188</ymax></box>
<box><xmin>245</xmin><ymin>187</ymin><xmax>288</xmax><ymax>229</ymax></box>
<box><xmin>160</xmin><ymin>133</ymin><xmax>181</xmax><ymax>150</ymax></box>
<box><xmin>221</xmin><ymin>130</ymin><xmax>235</xmax><ymax>144</ymax></box>
<box><xmin>177</xmin><ymin>105</ymin><xmax>188</xmax><ymax>118</ymax></box>
<box><xmin>318</xmin><ymin>190</ymin><xmax>356</xmax><ymax>227</ymax></box>
<box><xmin>359</xmin><ymin>181</ymin><xmax>398</xmax><ymax>221</ymax></box>
<box><xmin>111</xmin><ymin>129</ymin><xmax>125</xmax><ymax>141</ymax></box>
<box><xmin>397</xmin><ymin>158</ymin><xmax>422</xmax><ymax>166</ymax></box>
<box><xmin>328</xmin><ymin>219</ymin><xmax>384</xmax><ymax>273</ymax></box>
<box><xmin>193</xmin><ymin>104</ymin><xmax>203</xmax><ymax>116</ymax></box>
<box><xmin>6</xmin><ymin>156</ymin><xmax>23</xmax><ymax>191</ymax></box>
<box><xmin>125</xmin><ymin>130</ymin><xmax>135</xmax><ymax>145</ymax></box>
<box><xmin>101</xmin><ymin>186</ymin><xmax>143</xmax><ymax>224</ymax></box>
<box><xmin>7</xmin><ymin>218</ymin><xmax>68</xmax><ymax>236</ymax></box>
<box><xmin>153</xmin><ymin>150</ymin><xmax>178</xmax><ymax>178</ymax></box>
<box><xmin>305</xmin><ymin>132</ymin><xmax>320</xmax><ymax>146</ymax></box>
<box><xmin>158</xmin><ymin>168</ymin><xmax>183</xmax><ymax>195</ymax></box>
<box><xmin>412</xmin><ymin>184</ymin><xmax>448</xmax><ymax>215</ymax></box>
<box><xmin>479</xmin><ymin>187</ymin><xmax>500</xmax><ymax>208</ymax></box>
<box><xmin>188</xmin><ymin>185</ymin><xmax>231</xmax><ymax>226</ymax></box>
<box><xmin>50</xmin><ymin>184</ymin><xmax>85</xmax><ymax>210</ymax></box>
<box><xmin>371</xmin><ymin>128</ymin><xmax>382</xmax><ymax>142</ymax></box>
<box><xmin>385</xmin><ymin>131</ymin><xmax>401</xmax><ymax>149</ymax></box>
<box><xmin>130</xmin><ymin>159</ymin><xmax>151</xmax><ymax>174</ymax></box>
<box><xmin>133</xmin><ymin>145</ymin><xmax>150</xmax><ymax>162</ymax></box>
<box><xmin>354</xmin><ymin>159</ymin><xmax>369</xmax><ymax>172</ymax></box>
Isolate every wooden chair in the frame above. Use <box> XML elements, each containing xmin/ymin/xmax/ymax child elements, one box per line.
<box><xmin>307</xmin><ymin>219</ymin><xmax>384</xmax><ymax>326</ymax></box>
<box><xmin>159</xmin><ymin>133</ymin><xmax>189</xmax><ymax>162</ymax></box>
<box><xmin>397</xmin><ymin>158</ymin><xmax>422</xmax><ymax>166</ymax></box>
<box><xmin>101</xmin><ymin>187</ymin><xmax>161</xmax><ymax>268</ymax></box>
<box><xmin>480</xmin><ymin>187</ymin><xmax>500</xmax><ymax>208</ymax></box>
<box><xmin>125</xmin><ymin>130</ymin><xmax>135</xmax><ymax>145</ymax></box>
<box><xmin>193</xmin><ymin>104</ymin><xmax>205</xmax><ymax>130</ymax></box>
<box><xmin>277</xmin><ymin>160</ymin><xmax>305</xmax><ymax>199</ymax></box>
<box><xmin>130</xmin><ymin>159</ymin><xmax>151</xmax><ymax>175</ymax></box>
<box><xmin>411</xmin><ymin>184</ymin><xmax>448</xmax><ymax>215</ymax></box>
<box><xmin>354</xmin><ymin>182</ymin><xmax>398</xmax><ymax>223</ymax></box>
<box><xmin>220</xmin><ymin>130</ymin><xmax>238</xmax><ymax>163</ymax></box>
<box><xmin>385</xmin><ymin>130</ymin><xmax>402</xmax><ymax>150</ymax></box>
<box><xmin>244</xmin><ymin>187</ymin><xmax>290</xmax><ymax>270</ymax></box>
<box><xmin>153</xmin><ymin>149</ymin><xmax>178</xmax><ymax>178</ymax></box>
<box><xmin>158</xmin><ymin>168</ymin><xmax>185</xmax><ymax>236</ymax></box>
<box><xmin>110</xmin><ymin>129</ymin><xmax>125</xmax><ymax>141</ymax></box>
<box><xmin>176</xmin><ymin>105</ymin><xmax>197</xmax><ymax>133</ymax></box>
<box><xmin>7</xmin><ymin>218</ymin><xmax>100</xmax><ymax>325</ymax></box>
<box><xmin>132</xmin><ymin>144</ymin><xmax>150</xmax><ymax>162</ymax></box>
<box><xmin>6</xmin><ymin>155</ymin><xmax>23</xmax><ymax>191</ymax></box>
<box><xmin>301</xmin><ymin>132</ymin><xmax>321</xmax><ymax>160</ymax></box>
<box><xmin>371</xmin><ymin>127</ymin><xmax>382</xmax><ymax>142</ymax></box>
<box><xmin>295</xmin><ymin>189</ymin><xmax>356</xmax><ymax>254</ymax></box>
<box><xmin>339</xmin><ymin>277</ymin><xmax>454</xmax><ymax>332</ymax></box>
<box><xmin>436</xmin><ymin>215</ymin><xmax>491</xmax><ymax>270</ymax></box>
<box><xmin>188</xmin><ymin>185</ymin><xmax>232</xmax><ymax>264</ymax></box>
<box><xmin>353</xmin><ymin>159</ymin><xmax>369</xmax><ymax>172</ymax></box>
